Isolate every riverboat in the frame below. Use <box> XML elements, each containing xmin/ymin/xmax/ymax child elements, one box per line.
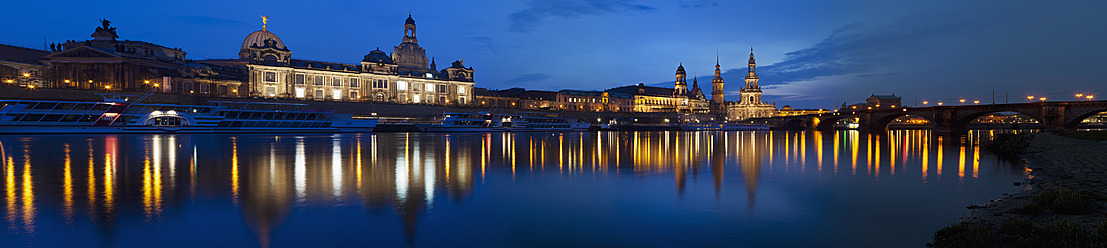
<box><xmin>0</xmin><ymin>94</ymin><xmax>377</xmax><ymax>134</ymax></box>
<box><xmin>416</xmin><ymin>112</ymin><xmax>588</xmax><ymax>132</ymax></box>
<box><xmin>718</xmin><ymin>123</ymin><xmax>770</xmax><ymax>131</ymax></box>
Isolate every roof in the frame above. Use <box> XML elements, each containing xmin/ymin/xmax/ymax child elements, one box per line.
<box><xmin>289</xmin><ymin>59</ymin><xmax>360</xmax><ymax>72</ymax></box>
<box><xmin>606</xmin><ymin>83</ymin><xmax>675</xmax><ymax>97</ymax></box>
<box><xmin>0</xmin><ymin>44</ymin><xmax>49</xmax><ymax>64</ymax></box>
<box><xmin>242</xmin><ymin>29</ymin><xmax>286</xmax><ymax>51</ymax></box>
<box><xmin>869</xmin><ymin>94</ymin><xmax>900</xmax><ymax>99</ymax></box>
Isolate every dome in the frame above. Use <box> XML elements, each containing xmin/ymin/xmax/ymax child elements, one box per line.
<box><xmin>676</xmin><ymin>63</ymin><xmax>686</xmax><ymax>74</ymax></box>
<box><xmin>405</xmin><ymin>14</ymin><xmax>416</xmax><ymax>25</ymax></box>
<box><xmin>363</xmin><ymin>48</ymin><xmax>393</xmax><ymax>63</ymax></box>
<box><xmin>241</xmin><ymin>29</ymin><xmax>286</xmax><ymax>51</ymax></box>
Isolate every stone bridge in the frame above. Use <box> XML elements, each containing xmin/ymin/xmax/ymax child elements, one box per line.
<box><xmin>754</xmin><ymin>101</ymin><xmax>1107</xmax><ymax>134</ymax></box>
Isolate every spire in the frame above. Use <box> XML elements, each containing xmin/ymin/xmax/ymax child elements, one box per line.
<box><xmin>716</xmin><ymin>49</ymin><xmax>720</xmax><ymax>67</ymax></box>
<box><xmin>261</xmin><ymin>15</ymin><xmax>269</xmax><ymax>31</ymax></box>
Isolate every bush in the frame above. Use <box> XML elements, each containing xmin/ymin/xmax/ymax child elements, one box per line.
<box><xmin>933</xmin><ymin>222</ymin><xmax>990</xmax><ymax>248</ymax></box>
<box><xmin>1016</xmin><ymin>188</ymin><xmax>1096</xmax><ymax>215</ymax></box>
<box><xmin>984</xmin><ymin>133</ymin><xmax>1032</xmax><ymax>158</ymax></box>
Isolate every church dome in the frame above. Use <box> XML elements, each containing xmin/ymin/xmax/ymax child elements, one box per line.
<box><xmin>405</xmin><ymin>14</ymin><xmax>416</xmax><ymax>25</ymax></box>
<box><xmin>676</xmin><ymin>63</ymin><xmax>686</xmax><ymax>74</ymax></box>
<box><xmin>241</xmin><ymin>29</ymin><xmax>286</xmax><ymax>51</ymax></box>
<box><xmin>363</xmin><ymin>48</ymin><xmax>393</xmax><ymax>63</ymax></box>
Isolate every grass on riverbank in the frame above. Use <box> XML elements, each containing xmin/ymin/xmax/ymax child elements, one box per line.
<box><xmin>1062</xmin><ymin>131</ymin><xmax>1107</xmax><ymax>141</ymax></box>
<box><xmin>933</xmin><ymin>219</ymin><xmax>1107</xmax><ymax>248</ymax></box>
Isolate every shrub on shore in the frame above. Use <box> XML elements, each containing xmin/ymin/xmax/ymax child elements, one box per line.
<box><xmin>1015</xmin><ymin>187</ymin><xmax>1096</xmax><ymax>215</ymax></box>
<box><xmin>983</xmin><ymin>133</ymin><xmax>1032</xmax><ymax>159</ymax></box>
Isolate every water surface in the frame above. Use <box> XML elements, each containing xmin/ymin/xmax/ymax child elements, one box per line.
<box><xmin>0</xmin><ymin>131</ymin><xmax>1027</xmax><ymax>247</ymax></box>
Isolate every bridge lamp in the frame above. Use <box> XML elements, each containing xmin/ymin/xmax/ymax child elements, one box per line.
<box><xmin>973</xmin><ymin>100</ymin><xmax>980</xmax><ymax>104</ymax></box>
<box><xmin>144</xmin><ymin>80</ymin><xmax>150</xmax><ymax>84</ymax></box>
<box><xmin>1027</xmin><ymin>96</ymin><xmax>1034</xmax><ymax>102</ymax></box>
<box><xmin>1088</xmin><ymin>95</ymin><xmax>1094</xmax><ymax>100</ymax></box>
<box><xmin>1076</xmin><ymin>94</ymin><xmax>1084</xmax><ymax>100</ymax></box>
<box><xmin>1040</xmin><ymin>97</ymin><xmax>1047</xmax><ymax>102</ymax></box>
<box><xmin>959</xmin><ymin>99</ymin><xmax>966</xmax><ymax>105</ymax></box>
<box><xmin>923</xmin><ymin>101</ymin><xmax>929</xmax><ymax>105</ymax></box>
<box><xmin>938</xmin><ymin>102</ymin><xmax>944</xmax><ymax>106</ymax></box>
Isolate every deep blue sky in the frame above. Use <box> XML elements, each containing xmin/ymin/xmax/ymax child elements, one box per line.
<box><xmin>4</xmin><ymin>0</ymin><xmax>1105</xmax><ymax>108</ymax></box>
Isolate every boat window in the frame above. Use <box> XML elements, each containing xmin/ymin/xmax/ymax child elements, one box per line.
<box><xmin>263</xmin><ymin>113</ymin><xmax>275</xmax><ymax>119</ymax></box>
<box><xmin>244</xmin><ymin>121</ymin><xmax>258</xmax><ymax>127</ymax></box>
<box><xmin>152</xmin><ymin>117</ymin><xmax>184</xmax><ymax>126</ymax></box>
<box><xmin>31</xmin><ymin>102</ymin><xmax>58</xmax><ymax>110</ymax></box>
<box><xmin>79</xmin><ymin>115</ymin><xmax>98</xmax><ymax>122</ymax></box>
<box><xmin>217</xmin><ymin>121</ymin><xmax>232</xmax><ymax>127</ymax></box>
<box><xmin>91</xmin><ymin>104</ymin><xmax>112</xmax><ymax>111</ymax></box>
<box><xmin>231</xmin><ymin>121</ymin><xmax>244</xmax><ymax>127</ymax></box>
<box><xmin>55</xmin><ymin>103</ymin><xmax>76</xmax><ymax>111</ymax></box>
<box><xmin>224</xmin><ymin>111</ymin><xmax>240</xmax><ymax>119</ymax></box>
<box><xmin>2</xmin><ymin>114</ymin><xmax>23</xmax><ymax>121</ymax></box>
<box><xmin>41</xmin><ymin>114</ymin><xmax>63</xmax><ymax>122</ymax></box>
<box><xmin>73</xmin><ymin>103</ymin><xmax>94</xmax><ymax>111</ymax></box>
<box><xmin>200</xmin><ymin>108</ymin><xmax>211</xmax><ymax>113</ymax></box>
<box><xmin>19</xmin><ymin>114</ymin><xmax>44</xmax><ymax>122</ymax></box>
<box><xmin>273</xmin><ymin>113</ymin><xmax>286</xmax><ymax>120</ymax></box>
<box><xmin>266</xmin><ymin>121</ymin><xmax>280</xmax><ymax>128</ymax></box>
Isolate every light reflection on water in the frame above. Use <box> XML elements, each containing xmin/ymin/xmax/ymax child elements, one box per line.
<box><xmin>0</xmin><ymin>130</ymin><xmax>1027</xmax><ymax>247</ymax></box>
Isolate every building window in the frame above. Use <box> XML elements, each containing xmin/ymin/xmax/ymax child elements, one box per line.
<box><xmin>397</xmin><ymin>81</ymin><xmax>408</xmax><ymax>91</ymax></box>
<box><xmin>412</xmin><ymin>94</ymin><xmax>421</xmax><ymax>103</ymax></box>
<box><xmin>350</xmin><ymin>91</ymin><xmax>359</xmax><ymax>100</ymax></box>
<box><xmin>437</xmin><ymin>85</ymin><xmax>447</xmax><ymax>93</ymax></box>
<box><xmin>265</xmin><ymin>87</ymin><xmax>276</xmax><ymax>97</ymax></box>
<box><xmin>295</xmin><ymin>88</ymin><xmax>306</xmax><ymax>98</ymax></box>
<box><xmin>425</xmin><ymin>83</ymin><xmax>434</xmax><ymax>92</ymax></box>
<box><xmin>458</xmin><ymin>86</ymin><xmax>466</xmax><ymax>95</ymax></box>
<box><xmin>294</xmin><ymin>74</ymin><xmax>305</xmax><ymax>84</ymax></box>
<box><xmin>332</xmin><ymin>77</ymin><xmax>342</xmax><ymax>87</ymax></box>
<box><xmin>264</xmin><ymin>72</ymin><xmax>277</xmax><ymax>82</ymax></box>
<box><xmin>314</xmin><ymin>89</ymin><xmax>324</xmax><ymax>99</ymax></box>
<box><xmin>459</xmin><ymin>97</ymin><xmax>466</xmax><ymax>104</ymax></box>
<box><xmin>333</xmin><ymin>89</ymin><xmax>342</xmax><ymax>100</ymax></box>
<box><xmin>314</xmin><ymin>76</ymin><xmax>324</xmax><ymax>85</ymax></box>
<box><xmin>349</xmin><ymin>78</ymin><xmax>359</xmax><ymax>87</ymax></box>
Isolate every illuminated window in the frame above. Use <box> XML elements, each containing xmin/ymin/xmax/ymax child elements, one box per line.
<box><xmin>264</xmin><ymin>72</ymin><xmax>277</xmax><ymax>82</ymax></box>
<box><xmin>350</xmin><ymin>91</ymin><xmax>359</xmax><ymax>99</ymax></box>
<box><xmin>425</xmin><ymin>73</ymin><xmax>433</xmax><ymax>78</ymax></box>
<box><xmin>458</xmin><ymin>86</ymin><xmax>466</xmax><ymax>95</ymax></box>
<box><xmin>265</xmin><ymin>87</ymin><xmax>276</xmax><ymax>97</ymax></box>
<box><xmin>425</xmin><ymin>83</ymin><xmax>434</xmax><ymax>92</ymax></box>
<box><xmin>333</xmin><ymin>89</ymin><xmax>342</xmax><ymax>100</ymax></box>
<box><xmin>295</xmin><ymin>88</ymin><xmax>306</xmax><ymax>98</ymax></box>
<box><xmin>397</xmin><ymin>81</ymin><xmax>408</xmax><ymax>90</ymax></box>
<box><xmin>413</xmin><ymin>94</ymin><xmax>421</xmax><ymax>103</ymax></box>
<box><xmin>314</xmin><ymin>89</ymin><xmax>323</xmax><ymax>99</ymax></box>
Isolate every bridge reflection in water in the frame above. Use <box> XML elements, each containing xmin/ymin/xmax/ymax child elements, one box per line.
<box><xmin>0</xmin><ymin>130</ymin><xmax>1027</xmax><ymax>247</ymax></box>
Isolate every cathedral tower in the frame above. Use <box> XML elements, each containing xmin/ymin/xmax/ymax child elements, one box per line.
<box><xmin>740</xmin><ymin>47</ymin><xmax>762</xmax><ymax>104</ymax></box>
<box><xmin>394</xmin><ymin>14</ymin><xmax>429</xmax><ymax>73</ymax></box>
<box><xmin>674</xmin><ymin>63</ymin><xmax>687</xmax><ymax>95</ymax></box>
<box><xmin>711</xmin><ymin>53</ymin><xmax>725</xmax><ymax>105</ymax></box>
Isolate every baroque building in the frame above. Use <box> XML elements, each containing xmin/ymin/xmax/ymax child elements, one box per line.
<box><xmin>727</xmin><ymin>48</ymin><xmax>776</xmax><ymax>120</ymax></box>
<box><xmin>237</xmin><ymin>15</ymin><xmax>475</xmax><ymax>104</ymax></box>
<box><xmin>45</xmin><ymin>19</ymin><xmax>192</xmax><ymax>92</ymax></box>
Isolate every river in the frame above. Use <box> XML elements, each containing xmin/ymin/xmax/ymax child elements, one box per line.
<box><xmin>0</xmin><ymin>130</ymin><xmax>1027</xmax><ymax>247</ymax></box>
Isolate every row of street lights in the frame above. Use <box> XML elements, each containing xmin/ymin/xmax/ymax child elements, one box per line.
<box><xmin>918</xmin><ymin>93</ymin><xmax>1096</xmax><ymax>107</ymax></box>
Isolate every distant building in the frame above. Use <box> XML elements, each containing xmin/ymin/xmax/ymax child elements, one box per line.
<box><xmin>0</xmin><ymin>44</ymin><xmax>49</xmax><ymax>87</ymax></box>
<box><xmin>556</xmin><ymin>89</ymin><xmax>633</xmax><ymax>112</ymax></box>
<box><xmin>727</xmin><ymin>49</ymin><xmax>776</xmax><ymax>120</ymax></box>
<box><xmin>866</xmin><ymin>94</ymin><xmax>901</xmax><ymax>109</ymax></box>
<box><xmin>235</xmin><ymin>15</ymin><xmax>475</xmax><ymax>104</ymax></box>
<box><xmin>775</xmin><ymin>105</ymin><xmax>832</xmax><ymax>117</ymax></box>
<box><xmin>45</xmin><ymin>19</ymin><xmax>191</xmax><ymax>92</ymax></box>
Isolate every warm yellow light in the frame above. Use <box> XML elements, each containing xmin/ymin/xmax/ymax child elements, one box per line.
<box><xmin>28</xmin><ymin>85</ymin><xmax>35</xmax><ymax>89</ymax></box>
<box><xmin>1040</xmin><ymin>97</ymin><xmax>1046</xmax><ymax>101</ymax></box>
<box><xmin>104</xmin><ymin>85</ymin><xmax>111</xmax><ymax>89</ymax></box>
<box><xmin>144</xmin><ymin>80</ymin><xmax>150</xmax><ymax>84</ymax></box>
<box><xmin>232</xmin><ymin>89</ymin><xmax>238</xmax><ymax>93</ymax></box>
<box><xmin>153</xmin><ymin>83</ymin><xmax>159</xmax><ymax>87</ymax></box>
<box><xmin>1027</xmin><ymin>95</ymin><xmax>1033</xmax><ymax>99</ymax></box>
<box><xmin>1088</xmin><ymin>95</ymin><xmax>1094</xmax><ymax>99</ymax></box>
<box><xmin>959</xmin><ymin>99</ymin><xmax>965</xmax><ymax>103</ymax></box>
<box><xmin>64</xmin><ymin>80</ymin><xmax>70</xmax><ymax>83</ymax></box>
<box><xmin>938</xmin><ymin>102</ymin><xmax>944</xmax><ymax>106</ymax></box>
<box><xmin>5</xmin><ymin>80</ymin><xmax>11</xmax><ymax>83</ymax></box>
<box><xmin>1076</xmin><ymin>94</ymin><xmax>1083</xmax><ymax>97</ymax></box>
<box><xmin>922</xmin><ymin>101</ymin><xmax>929</xmax><ymax>105</ymax></box>
<box><xmin>22</xmin><ymin>73</ymin><xmax>30</xmax><ymax>77</ymax></box>
<box><xmin>973</xmin><ymin>100</ymin><xmax>979</xmax><ymax>104</ymax></box>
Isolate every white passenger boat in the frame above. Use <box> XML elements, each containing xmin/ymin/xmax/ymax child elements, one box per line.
<box><xmin>0</xmin><ymin>94</ymin><xmax>377</xmax><ymax>134</ymax></box>
<box><xmin>415</xmin><ymin>112</ymin><xmax>512</xmax><ymax>132</ymax></box>
<box><xmin>416</xmin><ymin>112</ymin><xmax>587</xmax><ymax>132</ymax></box>
<box><xmin>718</xmin><ymin>123</ymin><xmax>770</xmax><ymax>131</ymax></box>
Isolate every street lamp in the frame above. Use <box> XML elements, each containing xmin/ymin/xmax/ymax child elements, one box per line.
<box><xmin>1088</xmin><ymin>95</ymin><xmax>1095</xmax><ymax>100</ymax></box>
<box><xmin>973</xmin><ymin>100</ymin><xmax>980</xmax><ymax>104</ymax></box>
<box><xmin>1027</xmin><ymin>96</ymin><xmax>1034</xmax><ymax>103</ymax></box>
<box><xmin>922</xmin><ymin>101</ymin><xmax>929</xmax><ymax>105</ymax></box>
<box><xmin>1040</xmin><ymin>97</ymin><xmax>1046</xmax><ymax>102</ymax></box>
<box><xmin>959</xmin><ymin>99</ymin><xmax>966</xmax><ymax>105</ymax></box>
<box><xmin>938</xmin><ymin>102</ymin><xmax>944</xmax><ymax>106</ymax></box>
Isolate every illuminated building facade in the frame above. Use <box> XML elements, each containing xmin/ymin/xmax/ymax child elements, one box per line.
<box><xmin>774</xmin><ymin>105</ymin><xmax>832</xmax><ymax>117</ymax></box>
<box><xmin>727</xmin><ymin>48</ymin><xmax>776</xmax><ymax>120</ymax></box>
<box><xmin>238</xmin><ymin>15</ymin><xmax>475</xmax><ymax>104</ymax></box>
<box><xmin>45</xmin><ymin>20</ymin><xmax>190</xmax><ymax>92</ymax></box>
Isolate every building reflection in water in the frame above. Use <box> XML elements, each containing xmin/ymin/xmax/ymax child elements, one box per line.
<box><xmin>0</xmin><ymin>130</ymin><xmax>1028</xmax><ymax>246</ymax></box>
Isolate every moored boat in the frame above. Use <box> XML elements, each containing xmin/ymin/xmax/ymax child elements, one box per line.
<box><xmin>0</xmin><ymin>94</ymin><xmax>377</xmax><ymax>134</ymax></box>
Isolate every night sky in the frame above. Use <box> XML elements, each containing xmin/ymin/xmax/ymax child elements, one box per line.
<box><xmin>3</xmin><ymin>0</ymin><xmax>1105</xmax><ymax>108</ymax></box>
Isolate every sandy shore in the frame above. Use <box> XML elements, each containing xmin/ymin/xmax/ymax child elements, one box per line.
<box><xmin>932</xmin><ymin>133</ymin><xmax>1107</xmax><ymax>245</ymax></box>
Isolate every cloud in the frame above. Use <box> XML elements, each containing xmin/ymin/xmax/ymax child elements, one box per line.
<box><xmin>508</xmin><ymin>0</ymin><xmax>653</xmax><ymax>32</ymax></box>
<box><xmin>504</xmin><ymin>73</ymin><xmax>553</xmax><ymax>86</ymax></box>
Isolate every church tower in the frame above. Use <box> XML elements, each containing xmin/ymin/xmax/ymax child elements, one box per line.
<box><xmin>393</xmin><ymin>14</ymin><xmax>429</xmax><ymax>74</ymax></box>
<box><xmin>739</xmin><ymin>47</ymin><xmax>762</xmax><ymax>104</ymax></box>
<box><xmin>674</xmin><ymin>63</ymin><xmax>687</xmax><ymax>95</ymax></box>
<box><xmin>711</xmin><ymin>53</ymin><xmax>725</xmax><ymax>105</ymax></box>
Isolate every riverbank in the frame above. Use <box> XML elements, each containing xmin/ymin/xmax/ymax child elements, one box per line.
<box><xmin>931</xmin><ymin>133</ymin><xmax>1107</xmax><ymax>247</ymax></box>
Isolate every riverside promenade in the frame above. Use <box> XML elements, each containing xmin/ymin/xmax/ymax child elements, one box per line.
<box><xmin>933</xmin><ymin>133</ymin><xmax>1107</xmax><ymax>247</ymax></box>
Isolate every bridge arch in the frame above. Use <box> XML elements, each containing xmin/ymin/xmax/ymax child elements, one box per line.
<box><xmin>814</xmin><ymin>115</ymin><xmax>854</xmax><ymax>131</ymax></box>
<box><xmin>782</xmin><ymin>119</ymin><xmax>808</xmax><ymax>130</ymax></box>
<box><xmin>1065</xmin><ymin>108</ymin><xmax>1107</xmax><ymax>129</ymax></box>
<box><xmin>869</xmin><ymin>112</ymin><xmax>934</xmax><ymax>132</ymax></box>
<box><xmin>952</xmin><ymin>109</ymin><xmax>1043</xmax><ymax>132</ymax></box>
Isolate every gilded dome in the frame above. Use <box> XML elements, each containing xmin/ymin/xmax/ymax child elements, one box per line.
<box><xmin>241</xmin><ymin>29</ymin><xmax>286</xmax><ymax>51</ymax></box>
